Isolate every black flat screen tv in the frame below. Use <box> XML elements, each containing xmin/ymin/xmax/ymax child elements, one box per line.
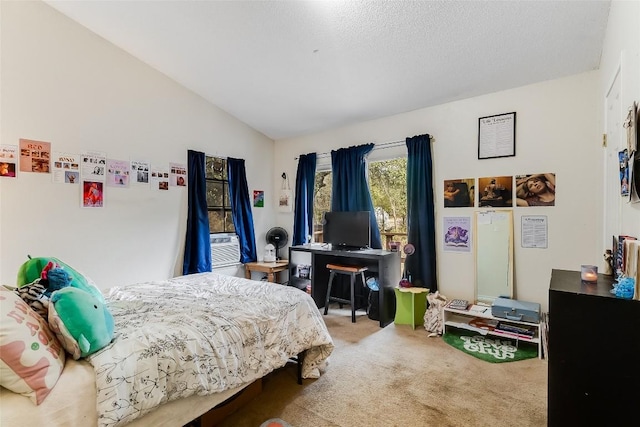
<box><xmin>323</xmin><ymin>211</ymin><xmax>371</xmax><ymax>249</ymax></box>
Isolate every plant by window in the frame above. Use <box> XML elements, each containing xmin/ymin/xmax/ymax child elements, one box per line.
<box><xmin>205</xmin><ymin>156</ymin><xmax>235</xmax><ymax>233</ymax></box>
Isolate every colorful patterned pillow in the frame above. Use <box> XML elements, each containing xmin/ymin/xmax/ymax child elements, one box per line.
<box><xmin>0</xmin><ymin>287</ymin><xmax>66</xmax><ymax>405</ymax></box>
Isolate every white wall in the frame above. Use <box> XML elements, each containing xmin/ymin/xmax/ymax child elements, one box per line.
<box><xmin>0</xmin><ymin>1</ymin><xmax>276</xmax><ymax>289</ymax></box>
<box><xmin>599</xmin><ymin>0</ymin><xmax>640</xmax><ymax>238</ymax></box>
<box><xmin>274</xmin><ymin>71</ymin><xmax>602</xmax><ymax>311</ymax></box>
<box><xmin>275</xmin><ymin>1</ymin><xmax>640</xmax><ymax>313</ymax></box>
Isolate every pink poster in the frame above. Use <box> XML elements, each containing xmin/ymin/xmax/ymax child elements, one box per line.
<box><xmin>19</xmin><ymin>138</ymin><xmax>51</xmax><ymax>173</ymax></box>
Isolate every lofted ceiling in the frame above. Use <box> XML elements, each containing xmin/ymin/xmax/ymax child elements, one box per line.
<box><xmin>44</xmin><ymin>0</ymin><xmax>611</xmax><ymax>141</ymax></box>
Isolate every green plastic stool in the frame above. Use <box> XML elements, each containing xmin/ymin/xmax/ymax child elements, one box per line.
<box><xmin>394</xmin><ymin>287</ymin><xmax>429</xmax><ymax>329</ymax></box>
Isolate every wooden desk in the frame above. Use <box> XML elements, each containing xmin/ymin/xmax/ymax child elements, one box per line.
<box><xmin>245</xmin><ymin>260</ymin><xmax>289</xmax><ymax>283</ymax></box>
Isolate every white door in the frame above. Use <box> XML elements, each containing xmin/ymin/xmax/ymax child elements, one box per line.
<box><xmin>604</xmin><ymin>68</ymin><xmax>622</xmax><ymax>246</ymax></box>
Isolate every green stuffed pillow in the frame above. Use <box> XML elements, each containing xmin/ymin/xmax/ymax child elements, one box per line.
<box><xmin>16</xmin><ymin>256</ymin><xmax>104</xmax><ymax>304</ymax></box>
<box><xmin>48</xmin><ymin>287</ymin><xmax>115</xmax><ymax>360</ymax></box>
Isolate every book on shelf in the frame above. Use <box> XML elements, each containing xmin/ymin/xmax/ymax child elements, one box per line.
<box><xmin>468</xmin><ymin>317</ymin><xmax>498</xmax><ymax>331</ymax></box>
<box><xmin>495</xmin><ymin>322</ymin><xmax>535</xmax><ymax>338</ymax></box>
<box><xmin>447</xmin><ymin>299</ymin><xmax>469</xmax><ymax>310</ymax></box>
<box><xmin>614</xmin><ymin>235</ymin><xmax>637</xmax><ymax>275</ymax></box>
<box><xmin>493</xmin><ymin>329</ymin><xmax>536</xmax><ymax>340</ymax></box>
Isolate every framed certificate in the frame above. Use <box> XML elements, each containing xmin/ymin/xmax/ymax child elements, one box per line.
<box><xmin>478</xmin><ymin>112</ymin><xmax>516</xmax><ymax>159</ymax></box>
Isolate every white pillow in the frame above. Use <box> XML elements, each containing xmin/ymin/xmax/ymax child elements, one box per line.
<box><xmin>0</xmin><ymin>287</ymin><xmax>66</xmax><ymax>404</ymax></box>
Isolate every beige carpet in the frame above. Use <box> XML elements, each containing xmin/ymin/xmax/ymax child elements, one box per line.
<box><xmin>217</xmin><ymin>307</ymin><xmax>547</xmax><ymax>427</ymax></box>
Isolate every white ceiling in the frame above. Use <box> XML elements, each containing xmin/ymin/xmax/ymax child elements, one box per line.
<box><xmin>44</xmin><ymin>0</ymin><xmax>611</xmax><ymax>141</ymax></box>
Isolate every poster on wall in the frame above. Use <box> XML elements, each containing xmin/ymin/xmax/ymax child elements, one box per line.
<box><xmin>106</xmin><ymin>159</ymin><xmax>130</xmax><ymax>188</ymax></box>
<box><xmin>19</xmin><ymin>138</ymin><xmax>51</xmax><ymax>173</ymax></box>
<box><xmin>151</xmin><ymin>168</ymin><xmax>169</xmax><ymax>190</ymax></box>
<box><xmin>51</xmin><ymin>152</ymin><xmax>80</xmax><ymax>184</ymax></box>
<box><xmin>82</xmin><ymin>180</ymin><xmax>104</xmax><ymax>208</ymax></box>
<box><xmin>254</xmin><ymin>190</ymin><xmax>264</xmax><ymax>207</ymax></box>
<box><xmin>478</xmin><ymin>176</ymin><xmax>513</xmax><ymax>207</ymax></box>
<box><xmin>131</xmin><ymin>159</ymin><xmax>150</xmax><ymax>185</ymax></box>
<box><xmin>521</xmin><ymin>215</ymin><xmax>548</xmax><ymax>248</ymax></box>
<box><xmin>619</xmin><ymin>149</ymin><xmax>630</xmax><ymax>196</ymax></box>
<box><xmin>515</xmin><ymin>173</ymin><xmax>556</xmax><ymax>207</ymax></box>
<box><xmin>632</xmin><ymin>152</ymin><xmax>640</xmax><ymax>203</ymax></box>
<box><xmin>444</xmin><ymin>178</ymin><xmax>475</xmax><ymax>208</ymax></box>
<box><xmin>81</xmin><ymin>151</ymin><xmax>107</xmax><ymax>181</ymax></box>
<box><xmin>478</xmin><ymin>112</ymin><xmax>516</xmax><ymax>159</ymax></box>
<box><xmin>170</xmin><ymin>162</ymin><xmax>187</xmax><ymax>187</ymax></box>
<box><xmin>443</xmin><ymin>216</ymin><xmax>471</xmax><ymax>253</ymax></box>
<box><xmin>0</xmin><ymin>145</ymin><xmax>18</xmax><ymax>178</ymax></box>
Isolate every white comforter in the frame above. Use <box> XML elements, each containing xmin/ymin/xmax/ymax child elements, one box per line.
<box><xmin>87</xmin><ymin>272</ymin><xmax>334</xmax><ymax>427</ymax></box>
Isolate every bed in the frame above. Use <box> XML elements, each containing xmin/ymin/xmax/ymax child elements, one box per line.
<box><xmin>0</xmin><ymin>272</ymin><xmax>334</xmax><ymax>427</ymax></box>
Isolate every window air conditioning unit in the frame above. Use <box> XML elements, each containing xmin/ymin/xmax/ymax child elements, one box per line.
<box><xmin>210</xmin><ymin>233</ymin><xmax>241</xmax><ymax>269</ymax></box>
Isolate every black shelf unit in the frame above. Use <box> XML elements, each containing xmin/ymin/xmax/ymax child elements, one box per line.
<box><xmin>548</xmin><ymin>269</ymin><xmax>640</xmax><ymax>426</ymax></box>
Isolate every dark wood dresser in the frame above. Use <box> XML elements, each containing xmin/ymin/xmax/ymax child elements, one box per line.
<box><xmin>548</xmin><ymin>269</ymin><xmax>640</xmax><ymax>426</ymax></box>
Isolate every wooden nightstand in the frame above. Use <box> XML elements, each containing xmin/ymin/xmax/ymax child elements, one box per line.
<box><xmin>244</xmin><ymin>260</ymin><xmax>289</xmax><ymax>283</ymax></box>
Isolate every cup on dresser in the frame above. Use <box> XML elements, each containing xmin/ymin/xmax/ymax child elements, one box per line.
<box><xmin>580</xmin><ymin>265</ymin><xmax>598</xmax><ymax>283</ymax></box>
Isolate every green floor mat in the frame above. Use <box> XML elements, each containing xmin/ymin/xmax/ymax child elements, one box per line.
<box><xmin>443</xmin><ymin>327</ymin><xmax>538</xmax><ymax>363</ymax></box>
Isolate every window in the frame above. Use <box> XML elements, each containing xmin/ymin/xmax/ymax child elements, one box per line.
<box><xmin>313</xmin><ymin>157</ymin><xmax>408</xmax><ymax>249</ymax></box>
<box><xmin>368</xmin><ymin>157</ymin><xmax>408</xmax><ymax>249</ymax></box>
<box><xmin>313</xmin><ymin>170</ymin><xmax>332</xmax><ymax>242</ymax></box>
<box><xmin>205</xmin><ymin>156</ymin><xmax>234</xmax><ymax>233</ymax></box>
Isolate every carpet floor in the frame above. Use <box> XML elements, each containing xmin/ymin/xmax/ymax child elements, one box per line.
<box><xmin>217</xmin><ymin>306</ymin><xmax>547</xmax><ymax>427</ymax></box>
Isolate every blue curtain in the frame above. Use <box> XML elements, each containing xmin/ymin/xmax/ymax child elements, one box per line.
<box><xmin>293</xmin><ymin>153</ymin><xmax>317</xmax><ymax>246</ymax></box>
<box><xmin>227</xmin><ymin>157</ymin><xmax>257</xmax><ymax>263</ymax></box>
<box><xmin>330</xmin><ymin>144</ymin><xmax>382</xmax><ymax>249</ymax></box>
<box><xmin>183</xmin><ymin>150</ymin><xmax>212</xmax><ymax>275</ymax></box>
<box><xmin>405</xmin><ymin>134</ymin><xmax>437</xmax><ymax>291</ymax></box>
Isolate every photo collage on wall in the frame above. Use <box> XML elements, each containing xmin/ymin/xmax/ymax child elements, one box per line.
<box><xmin>1</xmin><ymin>139</ymin><xmax>187</xmax><ymax>209</ymax></box>
<box><xmin>444</xmin><ymin>173</ymin><xmax>556</xmax><ymax>208</ymax></box>
<box><xmin>0</xmin><ymin>145</ymin><xmax>18</xmax><ymax>177</ymax></box>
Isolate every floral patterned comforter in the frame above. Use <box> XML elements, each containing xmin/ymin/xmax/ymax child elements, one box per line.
<box><xmin>87</xmin><ymin>272</ymin><xmax>334</xmax><ymax>427</ymax></box>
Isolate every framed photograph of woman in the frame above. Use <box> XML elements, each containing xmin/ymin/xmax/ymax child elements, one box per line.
<box><xmin>515</xmin><ymin>173</ymin><xmax>556</xmax><ymax>207</ymax></box>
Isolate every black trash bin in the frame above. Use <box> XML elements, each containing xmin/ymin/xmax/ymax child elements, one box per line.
<box><xmin>367</xmin><ymin>290</ymin><xmax>380</xmax><ymax>321</ymax></box>
<box><xmin>365</xmin><ymin>276</ymin><xmax>380</xmax><ymax>321</ymax></box>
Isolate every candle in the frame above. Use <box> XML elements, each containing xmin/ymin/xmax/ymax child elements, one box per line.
<box><xmin>581</xmin><ymin>265</ymin><xmax>598</xmax><ymax>283</ymax></box>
